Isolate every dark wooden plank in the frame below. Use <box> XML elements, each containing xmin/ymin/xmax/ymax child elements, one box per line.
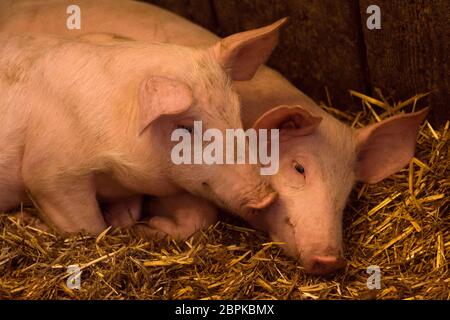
<box><xmin>360</xmin><ymin>0</ymin><xmax>450</xmax><ymax>126</ymax></box>
<box><xmin>212</xmin><ymin>0</ymin><xmax>370</xmax><ymax>111</ymax></box>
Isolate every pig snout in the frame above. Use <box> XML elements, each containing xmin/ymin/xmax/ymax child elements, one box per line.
<box><xmin>303</xmin><ymin>254</ymin><xmax>347</xmax><ymax>275</ymax></box>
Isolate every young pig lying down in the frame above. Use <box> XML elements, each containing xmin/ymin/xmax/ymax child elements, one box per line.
<box><xmin>136</xmin><ymin>106</ymin><xmax>428</xmax><ymax>276</ymax></box>
<box><xmin>0</xmin><ymin>21</ymin><xmax>287</xmax><ymax>235</ymax></box>
<box><xmin>0</xmin><ymin>0</ymin><xmax>429</xmax><ymax>275</ymax></box>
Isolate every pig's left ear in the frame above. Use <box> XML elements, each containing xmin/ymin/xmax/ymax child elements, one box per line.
<box><xmin>355</xmin><ymin>108</ymin><xmax>429</xmax><ymax>184</ymax></box>
<box><xmin>138</xmin><ymin>76</ymin><xmax>193</xmax><ymax>134</ymax></box>
<box><xmin>253</xmin><ymin>105</ymin><xmax>322</xmax><ymax>136</ymax></box>
<box><xmin>211</xmin><ymin>18</ymin><xmax>288</xmax><ymax>81</ymax></box>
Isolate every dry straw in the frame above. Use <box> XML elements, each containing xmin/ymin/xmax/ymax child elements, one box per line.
<box><xmin>1</xmin><ymin>91</ymin><xmax>448</xmax><ymax>299</ymax></box>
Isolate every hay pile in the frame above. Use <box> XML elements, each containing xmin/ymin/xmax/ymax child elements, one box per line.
<box><xmin>0</xmin><ymin>92</ymin><xmax>448</xmax><ymax>300</ymax></box>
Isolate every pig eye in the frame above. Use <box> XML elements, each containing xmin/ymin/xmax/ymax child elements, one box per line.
<box><xmin>177</xmin><ymin>125</ymin><xmax>193</xmax><ymax>134</ymax></box>
<box><xmin>294</xmin><ymin>162</ymin><xmax>305</xmax><ymax>175</ymax></box>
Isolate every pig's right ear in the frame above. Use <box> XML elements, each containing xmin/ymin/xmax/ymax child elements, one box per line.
<box><xmin>138</xmin><ymin>76</ymin><xmax>193</xmax><ymax>134</ymax></box>
<box><xmin>253</xmin><ymin>105</ymin><xmax>322</xmax><ymax>136</ymax></box>
<box><xmin>355</xmin><ymin>108</ymin><xmax>429</xmax><ymax>184</ymax></box>
<box><xmin>211</xmin><ymin>18</ymin><xmax>288</xmax><ymax>81</ymax></box>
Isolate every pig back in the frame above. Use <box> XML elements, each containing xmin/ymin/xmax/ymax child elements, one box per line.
<box><xmin>0</xmin><ymin>0</ymin><xmax>218</xmax><ymax>47</ymax></box>
<box><xmin>0</xmin><ymin>0</ymin><xmax>322</xmax><ymax>129</ymax></box>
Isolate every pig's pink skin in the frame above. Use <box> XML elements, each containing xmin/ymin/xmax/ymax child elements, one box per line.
<box><xmin>248</xmin><ymin>113</ymin><xmax>357</xmax><ymax>265</ymax></box>
<box><xmin>249</xmin><ymin>106</ymin><xmax>428</xmax><ymax>274</ymax></box>
<box><xmin>0</xmin><ymin>0</ymin><xmax>305</xmax><ymax>127</ymax></box>
<box><xmin>0</xmin><ymin>1</ymin><xmax>429</xmax><ymax>273</ymax></box>
<box><xmin>144</xmin><ymin>105</ymin><xmax>428</xmax><ymax>275</ymax></box>
<box><xmin>142</xmin><ymin>194</ymin><xmax>218</xmax><ymax>240</ymax></box>
<box><xmin>0</xmin><ymin>30</ymin><xmax>280</xmax><ymax>234</ymax></box>
<box><xmin>103</xmin><ymin>196</ymin><xmax>142</xmax><ymax>228</ymax></box>
<box><xmin>104</xmin><ymin>194</ymin><xmax>217</xmax><ymax>239</ymax></box>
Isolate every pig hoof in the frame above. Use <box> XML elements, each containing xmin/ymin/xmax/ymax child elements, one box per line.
<box><xmin>131</xmin><ymin>222</ymin><xmax>168</xmax><ymax>240</ymax></box>
<box><xmin>103</xmin><ymin>199</ymin><xmax>142</xmax><ymax>228</ymax></box>
<box><xmin>11</xmin><ymin>212</ymin><xmax>50</xmax><ymax>232</ymax></box>
<box><xmin>133</xmin><ymin>215</ymin><xmax>203</xmax><ymax>241</ymax></box>
<box><xmin>147</xmin><ymin>216</ymin><xmax>192</xmax><ymax>240</ymax></box>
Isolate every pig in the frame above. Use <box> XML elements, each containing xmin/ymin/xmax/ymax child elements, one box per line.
<box><xmin>139</xmin><ymin>105</ymin><xmax>428</xmax><ymax>276</ymax></box>
<box><xmin>0</xmin><ymin>20</ymin><xmax>286</xmax><ymax>235</ymax></box>
<box><xmin>0</xmin><ymin>0</ymin><xmax>429</xmax><ymax>274</ymax></box>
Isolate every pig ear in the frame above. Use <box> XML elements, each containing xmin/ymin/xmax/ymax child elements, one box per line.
<box><xmin>138</xmin><ymin>76</ymin><xmax>193</xmax><ymax>134</ymax></box>
<box><xmin>211</xmin><ymin>18</ymin><xmax>288</xmax><ymax>81</ymax></box>
<box><xmin>355</xmin><ymin>108</ymin><xmax>429</xmax><ymax>184</ymax></box>
<box><xmin>253</xmin><ymin>105</ymin><xmax>322</xmax><ymax>136</ymax></box>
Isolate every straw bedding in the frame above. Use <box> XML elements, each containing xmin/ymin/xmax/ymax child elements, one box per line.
<box><xmin>0</xmin><ymin>92</ymin><xmax>448</xmax><ymax>300</ymax></box>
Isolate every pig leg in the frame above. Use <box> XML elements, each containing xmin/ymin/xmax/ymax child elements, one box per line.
<box><xmin>25</xmin><ymin>178</ymin><xmax>107</xmax><ymax>235</ymax></box>
<box><xmin>0</xmin><ymin>191</ymin><xmax>23</xmax><ymax>212</ymax></box>
<box><xmin>102</xmin><ymin>196</ymin><xmax>142</xmax><ymax>228</ymax></box>
<box><xmin>136</xmin><ymin>194</ymin><xmax>218</xmax><ymax>240</ymax></box>
<box><xmin>0</xmin><ymin>158</ymin><xmax>27</xmax><ymax>212</ymax></box>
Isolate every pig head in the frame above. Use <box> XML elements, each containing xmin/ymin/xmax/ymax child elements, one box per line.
<box><xmin>250</xmin><ymin>105</ymin><xmax>429</xmax><ymax>274</ymax></box>
<box><xmin>137</xmin><ymin>19</ymin><xmax>286</xmax><ymax>218</ymax></box>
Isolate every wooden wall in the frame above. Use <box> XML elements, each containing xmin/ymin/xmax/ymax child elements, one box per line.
<box><xmin>145</xmin><ymin>0</ymin><xmax>449</xmax><ymax>126</ymax></box>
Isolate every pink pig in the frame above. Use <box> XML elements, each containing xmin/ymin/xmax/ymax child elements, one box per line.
<box><xmin>0</xmin><ymin>21</ymin><xmax>285</xmax><ymax>235</ymax></box>
<box><xmin>0</xmin><ymin>0</ymin><xmax>429</xmax><ymax>274</ymax></box>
